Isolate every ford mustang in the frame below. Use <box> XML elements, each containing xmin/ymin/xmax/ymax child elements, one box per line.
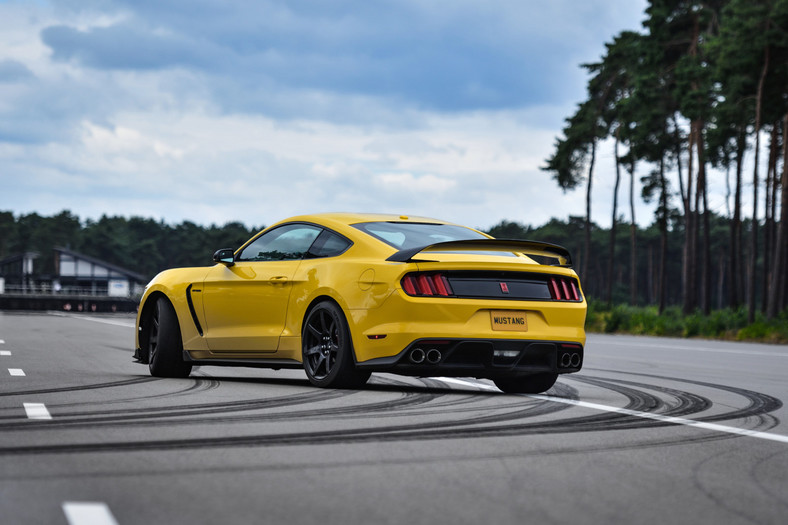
<box><xmin>133</xmin><ymin>213</ymin><xmax>586</xmax><ymax>393</ymax></box>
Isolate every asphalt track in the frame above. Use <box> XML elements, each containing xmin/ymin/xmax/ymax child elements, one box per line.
<box><xmin>1</xmin><ymin>312</ymin><xmax>787</xmax><ymax>525</ymax></box>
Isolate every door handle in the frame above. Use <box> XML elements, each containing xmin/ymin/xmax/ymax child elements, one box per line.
<box><xmin>269</xmin><ymin>276</ymin><xmax>288</xmax><ymax>282</ymax></box>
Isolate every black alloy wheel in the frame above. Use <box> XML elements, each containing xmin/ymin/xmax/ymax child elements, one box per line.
<box><xmin>302</xmin><ymin>301</ymin><xmax>370</xmax><ymax>388</ymax></box>
<box><xmin>148</xmin><ymin>297</ymin><xmax>192</xmax><ymax>378</ymax></box>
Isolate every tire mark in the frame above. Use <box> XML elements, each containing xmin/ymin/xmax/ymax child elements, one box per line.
<box><xmin>751</xmin><ymin>450</ymin><xmax>788</xmax><ymax>511</ymax></box>
<box><xmin>0</xmin><ymin>373</ymin><xmax>781</xmax><ymax>455</ymax></box>
<box><xmin>584</xmin><ymin>369</ymin><xmax>782</xmax><ymax>432</ymax></box>
<box><xmin>0</xmin><ymin>377</ymin><xmax>156</xmax><ymax>398</ymax></box>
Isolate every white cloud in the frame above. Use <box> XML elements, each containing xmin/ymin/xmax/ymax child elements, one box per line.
<box><xmin>2</xmin><ymin>0</ymin><xmax>710</xmax><ymax>234</ymax></box>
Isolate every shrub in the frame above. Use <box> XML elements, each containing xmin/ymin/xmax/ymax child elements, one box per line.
<box><xmin>585</xmin><ymin>303</ymin><xmax>788</xmax><ymax>343</ymax></box>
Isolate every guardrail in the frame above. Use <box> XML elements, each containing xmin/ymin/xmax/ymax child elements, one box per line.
<box><xmin>0</xmin><ymin>292</ymin><xmax>139</xmax><ymax>312</ymax></box>
<box><xmin>0</xmin><ymin>284</ymin><xmax>136</xmax><ymax>297</ymax></box>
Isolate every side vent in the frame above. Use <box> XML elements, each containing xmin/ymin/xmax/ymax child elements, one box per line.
<box><xmin>185</xmin><ymin>284</ymin><xmax>204</xmax><ymax>336</ymax></box>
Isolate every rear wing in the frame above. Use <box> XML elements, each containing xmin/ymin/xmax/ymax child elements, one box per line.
<box><xmin>386</xmin><ymin>239</ymin><xmax>573</xmax><ymax>267</ymax></box>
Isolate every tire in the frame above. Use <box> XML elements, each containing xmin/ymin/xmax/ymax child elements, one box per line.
<box><xmin>494</xmin><ymin>373</ymin><xmax>557</xmax><ymax>394</ymax></box>
<box><xmin>302</xmin><ymin>301</ymin><xmax>370</xmax><ymax>389</ymax></box>
<box><xmin>147</xmin><ymin>297</ymin><xmax>192</xmax><ymax>378</ymax></box>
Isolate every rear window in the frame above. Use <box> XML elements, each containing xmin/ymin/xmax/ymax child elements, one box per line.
<box><xmin>353</xmin><ymin>222</ymin><xmax>488</xmax><ymax>250</ymax></box>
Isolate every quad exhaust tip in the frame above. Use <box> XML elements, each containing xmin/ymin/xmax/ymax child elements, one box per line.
<box><xmin>560</xmin><ymin>352</ymin><xmax>582</xmax><ymax>368</ymax></box>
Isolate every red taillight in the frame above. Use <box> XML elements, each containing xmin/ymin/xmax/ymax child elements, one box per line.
<box><xmin>561</xmin><ymin>279</ymin><xmax>571</xmax><ymax>300</ymax></box>
<box><xmin>548</xmin><ymin>277</ymin><xmax>581</xmax><ymax>302</ymax></box>
<box><xmin>417</xmin><ymin>274</ymin><xmax>435</xmax><ymax>295</ymax></box>
<box><xmin>433</xmin><ymin>274</ymin><xmax>452</xmax><ymax>296</ymax></box>
<box><xmin>549</xmin><ymin>277</ymin><xmax>562</xmax><ymax>300</ymax></box>
<box><xmin>401</xmin><ymin>273</ymin><xmax>453</xmax><ymax>297</ymax></box>
<box><xmin>570</xmin><ymin>281</ymin><xmax>579</xmax><ymax>301</ymax></box>
<box><xmin>402</xmin><ymin>275</ymin><xmax>417</xmax><ymax>295</ymax></box>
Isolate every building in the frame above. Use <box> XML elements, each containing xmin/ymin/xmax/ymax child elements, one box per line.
<box><xmin>0</xmin><ymin>247</ymin><xmax>146</xmax><ymax>311</ymax></box>
<box><xmin>52</xmin><ymin>246</ymin><xmax>147</xmax><ymax>298</ymax></box>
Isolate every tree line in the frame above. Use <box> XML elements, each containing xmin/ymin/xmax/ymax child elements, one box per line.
<box><xmin>3</xmin><ymin>208</ymin><xmax>778</xmax><ymax>318</ymax></box>
<box><xmin>0</xmin><ymin>210</ymin><xmax>260</xmax><ymax>280</ymax></box>
<box><xmin>543</xmin><ymin>0</ymin><xmax>788</xmax><ymax>320</ymax></box>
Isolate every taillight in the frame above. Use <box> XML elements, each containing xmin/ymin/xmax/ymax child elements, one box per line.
<box><xmin>548</xmin><ymin>276</ymin><xmax>581</xmax><ymax>301</ymax></box>
<box><xmin>401</xmin><ymin>273</ymin><xmax>454</xmax><ymax>297</ymax></box>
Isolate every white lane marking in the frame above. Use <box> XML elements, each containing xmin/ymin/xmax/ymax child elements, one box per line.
<box><xmin>62</xmin><ymin>502</ymin><xmax>119</xmax><ymax>525</ymax></box>
<box><xmin>0</xmin><ymin>339</ymin><xmax>5</xmax><ymax>343</ymax></box>
<box><xmin>23</xmin><ymin>403</ymin><xmax>52</xmax><ymax>420</ymax></box>
<box><xmin>438</xmin><ymin>377</ymin><xmax>788</xmax><ymax>445</ymax></box>
<box><xmin>0</xmin><ymin>350</ymin><xmax>11</xmax><ymax>356</ymax></box>
<box><xmin>436</xmin><ymin>377</ymin><xmax>499</xmax><ymax>392</ymax></box>
<box><xmin>8</xmin><ymin>368</ymin><xmax>25</xmax><ymax>376</ymax></box>
<box><xmin>531</xmin><ymin>395</ymin><xmax>788</xmax><ymax>445</ymax></box>
<box><xmin>596</xmin><ymin>340</ymin><xmax>788</xmax><ymax>358</ymax></box>
<box><xmin>50</xmin><ymin>313</ymin><xmax>135</xmax><ymax>328</ymax></box>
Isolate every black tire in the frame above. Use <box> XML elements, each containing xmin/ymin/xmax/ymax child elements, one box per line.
<box><xmin>147</xmin><ymin>297</ymin><xmax>192</xmax><ymax>378</ymax></box>
<box><xmin>302</xmin><ymin>301</ymin><xmax>370</xmax><ymax>389</ymax></box>
<box><xmin>494</xmin><ymin>373</ymin><xmax>557</xmax><ymax>394</ymax></box>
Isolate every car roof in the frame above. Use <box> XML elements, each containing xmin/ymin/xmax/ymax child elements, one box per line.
<box><xmin>271</xmin><ymin>212</ymin><xmax>454</xmax><ymax>230</ymax></box>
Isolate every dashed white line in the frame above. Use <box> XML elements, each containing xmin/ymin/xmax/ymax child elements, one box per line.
<box><xmin>0</xmin><ymin>350</ymin><xmax>11</xmax><ymax>356</ymax></box>
<box><xmin>0</xmin><ymin>339</ymin><xmax>5</xmax><ymax>344</ymax></box>
<box><xmin>62</xmin><ymin>502</ymin><xmax>119</xmax><ymax>525</ymax></box>
<box><xmin>438</xmin><ymin>377</ymin><xmax>788</xmax><ymax>445</ymax></box>
<box><xmin>23</xmin><ymin>403</ymin><xmax>52</xmax><ymax>420</ymax></box>
<box><xmin>8</xmin><ymin>368</ymin><xmax>25</xmax><ymax>376</ymax></box>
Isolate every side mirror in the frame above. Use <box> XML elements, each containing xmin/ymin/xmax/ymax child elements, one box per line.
<box><xmin>213</xmin><ymin>248</ymin><xmax>235</xmax><ymax>266</ymax></box>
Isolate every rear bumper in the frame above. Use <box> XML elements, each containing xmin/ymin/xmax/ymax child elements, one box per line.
<box><xmin>349</xmin><ymin>291</ymin><xmax>587</xmax><ymax>363</ymax></box>
<box><xmin>356</xmin><ymin>338</ymin><xmax>583</xmax><ymax>379</ymax></box>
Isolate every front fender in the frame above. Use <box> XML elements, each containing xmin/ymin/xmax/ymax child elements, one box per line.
<box><xmin>135</xmin><ymin>267</ymin><xmax>213</xmax><ymax>353</ymax></box>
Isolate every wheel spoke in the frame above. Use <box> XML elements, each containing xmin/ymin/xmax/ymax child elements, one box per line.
<box><xmin>304</xmin><ymin>344</ymin><xmax>322</xmax><ymax>356</ymax></box>
<box><xmin>148</xmin><ymin>306</ymin><xmax>160</xmax><ymax>361</ymax></box>
<box><xmin>314</xmin><ymin>353</ymin><xmax>327</xmax><ymax>376</ymax></box>
<box><xmin>307</xmin><ymin>322</ymin><xmax>322</xmax><ymax>339</ymax></box>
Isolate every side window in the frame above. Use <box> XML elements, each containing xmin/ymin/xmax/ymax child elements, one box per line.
<box><xmin>237</xmin><ymin>224</ymin><xmax>322</xmax><ymax>261</ymax></box>
<box><xmin>308</xmin><ymin>230</ymin><xmax>352</xmax><ymax>258</ymax></box>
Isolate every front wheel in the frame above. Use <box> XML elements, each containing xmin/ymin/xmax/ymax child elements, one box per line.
<box><xmin>147</xmin><ymin>297</ymin><xmax>192</xmax><ymax>378</ymax></box>
<box><xmin>302</xmin><ymin>301</ymin><xmax>370</xmax><ymax>389</ymax></box>
<box><xmin>494</xmin><ymin>373</ymin><xmax>557</xmax><ymax>394</ymax></box>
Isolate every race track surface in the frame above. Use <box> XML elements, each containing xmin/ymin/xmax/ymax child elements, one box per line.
<box><xmin>1</xmin><ymin>312</ymin><xmax>787</xmax><ymax>524</ymax></box>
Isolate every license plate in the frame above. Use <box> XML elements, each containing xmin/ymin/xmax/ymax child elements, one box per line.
<box><xmin>490</xmin><ymin>310</ymin><xmax>528</xmax><ymax>331</ymax></box>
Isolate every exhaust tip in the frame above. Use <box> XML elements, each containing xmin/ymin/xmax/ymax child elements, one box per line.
<box><xmin>409</xmin><ymin>348</ymin><xmax>426</xmax><ymax>364</ymax></box>
<box><xmin>560</xmin><ymin>352</ymin><xmax>582</xmax><ymax>368</ymax></box>
<box><xmin>426</xmin><ymin>348</ymin><xmax>442</xmax><ymax>364</ymax></box>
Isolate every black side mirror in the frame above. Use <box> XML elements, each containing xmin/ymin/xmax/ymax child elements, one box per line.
<box><xmin>213</xmin><ymin>248</ymin><xmax>235</xmax><ymax>266</ymax></box>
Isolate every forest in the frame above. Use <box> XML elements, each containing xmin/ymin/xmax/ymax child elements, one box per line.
<box><xmin>0</xmin><ymin>209</ymin><xmax>786</xmax><ymax>340</ymax></box>
<box><xmin>0</xmin><ymin>210</ymin><xmax>260</xmax><ymax>280</ymax></box>
<box><xmin>543</xmin><ymin>0</ymin><xmax>788</xmax><ymax>322</ymax></box>
<box><xmin>0</xmin><ymin>208</ymin><xmax>775</xmax><ymax>309</ymax></box>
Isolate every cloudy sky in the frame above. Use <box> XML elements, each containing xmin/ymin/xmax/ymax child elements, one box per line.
<box><xmin>0</xmin><ymin>0</ymin><xmax>657</xmax><ymax>231</ymax></box>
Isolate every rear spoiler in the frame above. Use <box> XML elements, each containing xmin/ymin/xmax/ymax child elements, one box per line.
<box><xmin>386</xmin><ymin>239</ymin><xmax>573</xmax><ymax>267</ymax></box>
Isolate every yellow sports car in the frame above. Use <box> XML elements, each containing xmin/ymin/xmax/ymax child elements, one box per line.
<box><xmin>134</xmin><ymin>213</ymin><xmax>586</xmax><ymax>393</ymax></box>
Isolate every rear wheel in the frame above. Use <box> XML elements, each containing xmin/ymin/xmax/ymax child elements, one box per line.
<box><xmin>494</xmin><ymin>373</ymin><xmax>557</xmax><ymax>394</ymax></box>
<box><xmin>148</xmin><ymin>297</ymin><xmax>192</xmax><ymax>378</ymax></box>
<box><xmin>302</xmin><ymin>301</ymin><xmax>370</xmax><ymax>389</ymax></box>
